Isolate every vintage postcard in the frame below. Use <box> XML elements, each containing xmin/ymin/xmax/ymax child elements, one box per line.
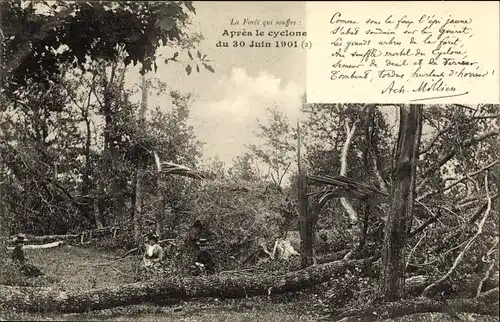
<box><xmin>0</xmin><ymin>1</ymin><xmax>498</xmax><ymax>321</ymax></box>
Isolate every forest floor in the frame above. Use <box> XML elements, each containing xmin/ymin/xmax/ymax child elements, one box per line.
<box><xmin>0</xmin><ymin>246</ymin><xmax>497</xmax><ymax>322</ymax></box>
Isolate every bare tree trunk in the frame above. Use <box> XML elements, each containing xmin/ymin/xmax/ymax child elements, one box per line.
<box><xmin>132</xmin><ymin>73</ymin><xmax>148</xmax><ymax>244</ymax></box>
<box><xmin>78</xmin><ymin>72</ymin><xmax>100</xmax><ymax>228</ymax></box>
<box><xmin>155</xmin><ymin>179</ymin><xmax>164</xmax><ymax>237</ymax></box>
<box><xmin>0</xmin><ymin>156</ymin><xmax>5</xmax><ymax>233</ymax></box>
<box><xmin>339</xmin><ymin>121</ymin><xmax>360</xmax><ymax>260</ymax></box>
<box><xmin>93</xmin><ymin>197</ymin><xmax>103</xmax><ymax>229</ymax></box>
<box><xmin>133</xmin><ymin>165</ymin><xmax>145</xmax><ymax>243</ymax></box>
<box><xmin>83</xmin><ymin>109</ymin><xmax>101</xmax><ymax>229</ymax></box>
<box><xmin>297</xmin><ymin>121</ymin><xmax>314</xmax><ymax>267</ymax></box>
<box><xmin>153</xmin><ymin>152</ymin><xmax>164</xmax><ymax>237</ymax></box>
<box><xmin>97</xmin><ymin>62</ymin><xmax>127</xmax><ymax>227</ymax></box>
<box><xmin>358</xmin><ymin>107</ymin><xmax>373</xmax><ymax>253</ymax></box>
<box><xmin>379</xmin><ymin>104</ymin><xmax>423</xmax><ymax>301</ymax></box>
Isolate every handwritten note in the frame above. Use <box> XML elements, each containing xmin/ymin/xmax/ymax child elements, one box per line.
<box><xmin>306</xmin><ymin>1</ymin><xmax>499</xmax><ymax>103</ymax></box>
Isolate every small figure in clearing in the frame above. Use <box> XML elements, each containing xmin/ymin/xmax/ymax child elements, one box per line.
<box><xmin>142</xmin><ymin>233</ymin><xmax>164</xmax><ymax>269</ymax></box>
<box><xmin>272</xmin><ymin>238</ymin><xmax>299</xmax><ymax>260</ymax></box>
<box><xmin>193</xmin><ymin>238</ymin><xmax>215</xmax><ymax>275</ymax></box>
<box><xmin>11</xmin><ymin>233</ymin><xmax>44</xmax><ymax>278</ymax></box>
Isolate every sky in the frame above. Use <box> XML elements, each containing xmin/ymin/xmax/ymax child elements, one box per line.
<box><xmin>105</xmin><ymin>1</ymin><xmax>487</xmax><ymax>172</ymax></box>
<box><xmin>125</xmin><ymin>2</ymin><xmax>308</xmax><ymax>167</ymax></box>
<box><xmin>18</xmin><ymin>1</ymin><xmax>405</xmax><ymax>170</ymax></box>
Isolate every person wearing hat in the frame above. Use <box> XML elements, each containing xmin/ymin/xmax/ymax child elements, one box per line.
<box><xmin>142</xmin><ymin>233</ymin><xmax>164</xmax><ymax>268</ymax></box>
<box><xmin>194</xmin><ymin>237</ymin><xmax>215</xmax><ymax>274</ymax></box>
<box><xmin>11</xmin><ymin>233</ymin><xmax>28</xmax><ymax>265</ymax></box>
<box><xmin>11</xmin><ymin>233</ymin><xmax>44</xmax><ymax>278</ymax></box>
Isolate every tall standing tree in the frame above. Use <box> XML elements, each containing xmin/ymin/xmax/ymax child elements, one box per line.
<box><xmin>131</xmin><ymin>73</ymin><xmax>149</xmax><ymax>243</ymax></box>
<box><xmin>297</xmin><ymin>121</ymin><xmax>313</xmax><ymax>267</ymax></box>
<box><xmin>379</xmin><ymin>104</ymin><xmax>423</xmax><ymax>301</ymax></box>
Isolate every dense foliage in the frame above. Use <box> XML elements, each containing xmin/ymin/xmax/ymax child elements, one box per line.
<box><xmin>1</xmin><ymin>1</ymin><xmax>203</xmax><ymax>96</ymax></box>
<box><xmin>0</xmin><ymin>1</ymin><xmax>498</xmax><ymax>319</ymax></box>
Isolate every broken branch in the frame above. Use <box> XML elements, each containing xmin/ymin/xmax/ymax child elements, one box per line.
<box><xmin>418</xmin><ymin>130</ymin><xmax>499</xmax><ymax>190</ymax></box>
<box><xmin>422</xmin><ymin>175</ymin><xmax>493</xmax><ymax>297</ymax></box>
<box><xmin>417</xmin><ymin>160</ymin><xmax>499</xmax><ymax>202</ymax></box>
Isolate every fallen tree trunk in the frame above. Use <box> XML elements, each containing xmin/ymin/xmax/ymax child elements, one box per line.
<box><xmin>3</xmin><ymin>227</ymin><xmax>121</xmax><ymax>245</ymax></box>
<box><xmin>6</xmin><ymin>234</ymin><xmax>79</xmax><ymax>244</ymax></box>
<box><xmin>0</xmin><ymin>258</ymin><xmax>372</xmax><ymax>313</ymax></box>
<box><xmin>331</xmin><ymin>287</ymin><xmax>499</xmax><ymax>321</ymax></box>
<box><xmin>405</xmin><ymin>274</ymin><xmax>499</xmax><ymax>298</ymax></box>
<box><xmin>324</xmin><ymin>265</ymin><xmax>499</xmax><ymax>314</ymax></box>
<box><xmin>6</xmin><ymin>241</ymin><xmax>65</xmax><ymax>250</ymax></box>
<box><xmin>316</xmin><ymin>250</ymin><xmax>350</xmax><ymax>264</ymax></box>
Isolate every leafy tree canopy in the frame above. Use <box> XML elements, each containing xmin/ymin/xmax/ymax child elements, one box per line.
<box><xmin>1</xmin><ymin>0</ymin><xmax>205</xmax><ymax>98</ymax></box>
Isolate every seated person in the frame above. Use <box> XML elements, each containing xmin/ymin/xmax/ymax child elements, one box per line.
<box><xmin>142</xmin><ymin>233</ymin><xmax>164</xmax><ymax>268</ymax></box>
<box><xmin>11</xmin><ymin>233</ymin><xmax>44</xmax><ymax>278</ymax></box>
<box><xmin>194</xmin><ymin>238</ymin><xmax>215</xmax><ymax>274</ymax></box>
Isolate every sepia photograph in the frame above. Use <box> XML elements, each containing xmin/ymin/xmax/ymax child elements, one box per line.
<box><xmin>0</xmin><ymin>1</ymin><xmax>499</xmax><ymax>321</ymax></box>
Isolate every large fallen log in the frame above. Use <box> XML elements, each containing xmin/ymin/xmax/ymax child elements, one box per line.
<box><xmin>0</xmin><ymin>258</ymin><xmax>372</xmax><ymax>313</ymax></box>
<box><xmin>6</xmin><ymin>241</ymin><xmax>65</xmax><ymax>250</ymax></box>
<box><xmin>331</xmin><ymin>287</ymin><xmax>499</xmax><ymax>321</ymax></box>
